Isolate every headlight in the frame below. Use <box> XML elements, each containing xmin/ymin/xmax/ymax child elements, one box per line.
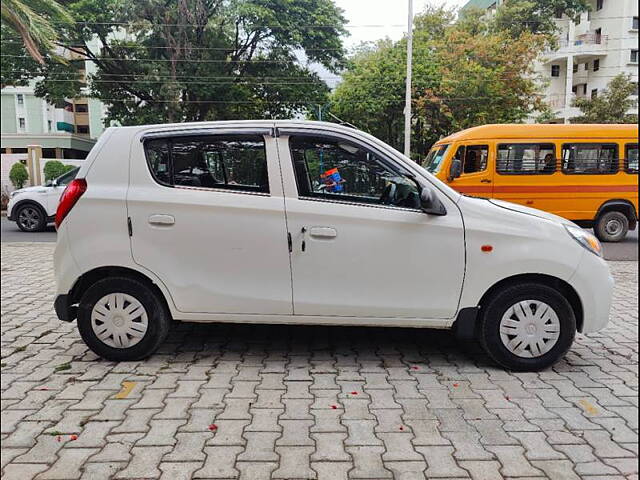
<box><xmin>565</xmin><ymin>225</ymin><xmax>603</xmax><ymax>257</ymax></box>
<box><xmin>10</xmin><ymin>190</ymin><xmax>20</xmax><ymax>198</ymax></box>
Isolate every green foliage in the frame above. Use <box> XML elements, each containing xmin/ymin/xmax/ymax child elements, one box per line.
<box><xmin>331</xmin><ymin>6</ymin><xmax>549</xmax><ymax>156</ymax></box>
<box><xmin>492</xmin><ymin>0</ymin><xmax>590</xmax><ymax>39</ymax></box>
<box><xmin>1</xmin><ymin>0</ymin><xmax>72</xmax><ymax>64</ymax></box>
<box><xmin>571</xmin><ymin>74</ymin><xmax>639</xmax><ymax>124</ymax></box>
<box><xmin>43</xmin><ymin>160</ymin><xmax>76</xmax><ymax>182</ymax></box>
<box><xmin>9</xmin><ymin>162</ymin><xmax>29</xmax><ymax>189</ymax></box>
<box><xmin>11</xmin><ymin>0</ymin><xmax>348</xmax><ymax>124</ymax></box>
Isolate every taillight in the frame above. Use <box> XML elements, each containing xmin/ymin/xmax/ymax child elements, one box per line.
<box><xmin>55</xmin><ymin>179</ymin><xmax>87</xmax><ymax>229</ymax></box>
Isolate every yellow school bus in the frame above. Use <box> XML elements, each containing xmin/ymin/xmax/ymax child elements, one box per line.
<box><xmin>424</xmin><ymin>124</ymin><xmax>639</xmax><ymax>242</ymax></box>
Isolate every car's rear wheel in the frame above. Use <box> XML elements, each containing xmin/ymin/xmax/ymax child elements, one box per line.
<box><xmin>479</xmin><ymin>283</ymin><xmax>576</xmax><ymax>371</ymax></box>
<box><xmin>595</xmin><ymin>211</ymin><xmax>628</xmax><ymax>243</ymax></box>
<box><xmin>16</xmin><ymin>204</ymin><xmax>46</xmax><ymax>232</ymax></box>
<box><xmin>77</xmin><ymin>277</ymin><xmax>171</xmax><ymax>361</ymax></box>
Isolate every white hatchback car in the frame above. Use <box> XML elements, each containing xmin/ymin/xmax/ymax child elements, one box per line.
<box><xmin>53</xmin><ymin>121</ymin><xmax>614</xmax><ymax>370</ymax></box>
<box><xmin>8</xmin><ymin>166</ymin><xmax>79</xmax><ymax>232</ymax></box>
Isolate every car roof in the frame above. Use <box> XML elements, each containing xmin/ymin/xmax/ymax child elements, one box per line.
<box><xmin>434</xmin><ymin>124</ymin><xmax>639</xmax><ymax>144</ymax></box>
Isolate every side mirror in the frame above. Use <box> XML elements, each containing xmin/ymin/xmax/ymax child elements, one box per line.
<box><xmin>420</xmin><ymin>188</ymin><xmax>447</xmax><ymax>216</ymax></box>
<box><xmin>51</xmin><ymin>180</ymin><xmax>58</xmax><ymax>187</ymax></box>
<box><xmin>448</xmin><ymin>159</ymin><xmax>462</xmax><ymax>182</ymax></box>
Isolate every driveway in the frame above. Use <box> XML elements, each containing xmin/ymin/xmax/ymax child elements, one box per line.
<box><xmin>1</xmin><ymin>243</ymin><xmax>637</xmax><ymax>480</ymax></box>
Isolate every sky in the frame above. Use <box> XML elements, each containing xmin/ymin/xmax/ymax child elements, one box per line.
<box><xmin>333</xmin><ymin>0</ymin><xmax>470</xmax><ymax>48</ymax></box>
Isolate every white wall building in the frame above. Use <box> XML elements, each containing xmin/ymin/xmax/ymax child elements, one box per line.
<box><xmin>541</xmin><ymin>0</ymin><xmax>638</xmax><ymax>122</ymax></box>
<box><xmin>462</xmin><ymin>0</ymin><xmax>639</xmax><ymax>123</ymax></box>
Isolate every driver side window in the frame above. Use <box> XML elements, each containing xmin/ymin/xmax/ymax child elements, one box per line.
<box><xmin>289</xmin><ymin>135</ymin><xmax>421</xmax><ymax>209</ymax></box>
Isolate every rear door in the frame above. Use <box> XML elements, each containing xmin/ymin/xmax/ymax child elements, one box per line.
<box><xmin>445</xmin><ymin>142</ymin><xmax>494</xmax><ymax>198</ymax></box>
<box><xmin>127</xmin><ymin>127</ymin><xmax>293</xmax><ymax>315</ymax></box>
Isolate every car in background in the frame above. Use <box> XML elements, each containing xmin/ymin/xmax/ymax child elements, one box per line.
<box><xmin>7</xmin><ymin>167</ymin><xmax>80</xmax><ymax>232</ymax></box>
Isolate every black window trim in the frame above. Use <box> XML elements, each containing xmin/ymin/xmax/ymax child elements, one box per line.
<box><xmin>457</xmin><ymin>144</ymin><xmax>490</xmax><ymax>176</ymax></box>
<box><xmin>142</xmin><ymin>132</ymin><xmax>272</xmax><ymax>195</ymax></box>
<box><xmin>496</xmin><ymin>142</ymin><xmax>557</xmax><ymax>176</ymax></box>
<box><xmin>284</xmin><ymin>129</ymin><xmax>423</xmax><ymax>212</ymax></box>
<box><xmin>624</xmin><ymin>143</ymin><xmax>639</xmax><ymax>174</ymax></box>
<box><xmin>561</xmin><ymin>142</ymin><xmax>620</xmax><ymax>175</ymax></box>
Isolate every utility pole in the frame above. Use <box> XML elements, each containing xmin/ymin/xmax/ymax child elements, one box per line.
<box><xmin>403</xmin><ymin>0</ymin><xmax>413</xmax><ymax>158</ymax></box>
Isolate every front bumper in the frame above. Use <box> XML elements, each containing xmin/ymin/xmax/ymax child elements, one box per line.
<box><xmin>569</xmin><ymin>251</ymin><xmax>615</xmax><ymax>334</ymax></box>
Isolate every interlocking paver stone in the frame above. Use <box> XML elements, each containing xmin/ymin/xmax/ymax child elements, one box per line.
<box><xmin>1</xmin><ymin>245</ymin><xmax>638</xmax><ymax>480</ymax></box>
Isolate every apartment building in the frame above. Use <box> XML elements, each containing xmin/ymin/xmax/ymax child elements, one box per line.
<box><xmin>1</xmin><ymin>43</ymin><xmax>108</xmax><ymax>160</ymax></box>
<box><xmin>461</xmin><ymin>0</ymin><xmax>639</xmax><ymax>123</ymax></box>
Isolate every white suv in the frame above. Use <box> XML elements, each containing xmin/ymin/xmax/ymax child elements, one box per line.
<box><xmin>53</xmin><ymin>121</ymin><xmax>614</xmax><ymax>371</ymax></box>
<box><xmin>7</xmin><ymin>167</ymin><xmax>79</xmax><ymax>232</ymax></box>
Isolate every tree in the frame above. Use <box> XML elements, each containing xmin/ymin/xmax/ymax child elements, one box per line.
<box><xmin>1</xmin><ymin>0</ymin><xmax>72</xmax><ymax>64</ymax></box>
<box><xmin>9</xmin><ymin>162</ymin><xmax>29</xmax><ymax>189</ymax></box>
<box><xmin>20</xmin><ymin>0</ymin><xmax>347</xmax><ymax>124</ymax></box>
<box><xmin>43</xmin><ymin>160</ymin><xmax>75</xmax><ymax>182</ymax></box>
<box><xmin>571</xmin><ymin>74</ymin><xmax>639</xmax><ymax>124</ymax></box>
<box><xmin>331</xmin><ymin>6</ymin><xmax>549</xmax><ymax>155</ymax></box>
<box><xmin>491</xmin><ymin>0</ymin><xmax>590</xmax><ymax>39</ymax></box>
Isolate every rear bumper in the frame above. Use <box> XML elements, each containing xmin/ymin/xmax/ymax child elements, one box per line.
<box><xmin>569</xmin><ymin>251</ymin><xmax>614</xmax><ymax>334</ymax></box>
<box><xmin>54</xmin><ymin>294</ymin><xmax>77</xmax><ymax>322</ymax></box>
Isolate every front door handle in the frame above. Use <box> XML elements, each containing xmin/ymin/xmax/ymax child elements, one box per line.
<box><xmin>309</xmin><ymin>227</ymin><xmax>337</xmax><ymax>239</ymax></box>
<box><xmin>480</xmin><ymin>179</ymin><xmax>492</xmax><ymax>184</ymax></box>
<box><xmin>148</xmin><ymin>214</ymin><xmax>175</xmax><ymax>226</ymax></box>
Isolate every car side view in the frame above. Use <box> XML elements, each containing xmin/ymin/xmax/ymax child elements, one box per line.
<box><xmin>7</xmin><ymin>166</ymin><xmax>80</xmax><ymax>232</ymax></box>
<box><xmin>53</xmin><ymin>121</ymin><xmax>614</xmax><ymax>371</ymax></box>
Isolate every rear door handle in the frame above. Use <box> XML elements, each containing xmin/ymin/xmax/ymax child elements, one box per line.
<box><xmin>148</xmin><ymin>214</ymin><xmax>175</xmax><ymax>226</ymax></box>
<box><xmin>480</xmin><ymin>179</ymin><xmax>492</xmax><ymax>184</ymax></box>
<box><xmin>309</xmin><ymin>227</ymin><xmax>337</xmax><ymax>239</ymax></box>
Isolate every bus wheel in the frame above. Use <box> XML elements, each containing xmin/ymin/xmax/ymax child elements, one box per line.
<box><xmin>595</xmin><ymin>211</ymin><xmax>628</xmax><ymax>243</ymax></box>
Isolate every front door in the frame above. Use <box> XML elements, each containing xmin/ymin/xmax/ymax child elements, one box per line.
<box><xmin>278</xmin><ymin>132</ymin><xmax>465</xmax><ymax>319</ymax></box>
<box><xmin>128</xmin><ymin>129</ymin><xmax>293</xmax><ymax>315</ymax></box>
<box><xmin>446</xmin><ymin>143</ymin><xmax>493</xmax><ymax>198</ymax></box>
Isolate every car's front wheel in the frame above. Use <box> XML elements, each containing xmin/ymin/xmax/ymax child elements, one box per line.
<box><xmin>15</xmin><ymin>204</ymin><xmax>46</xmax><ymax>232</ymax></box>
<box><xmin>479</xmin><ymin>283</ymin><xmax>576</xmax><ymax>371</ymax></box>
<box><xmin>77</xmin><ymin>277</ymin><xmax>171</xmax><ymax>361</ymax></box>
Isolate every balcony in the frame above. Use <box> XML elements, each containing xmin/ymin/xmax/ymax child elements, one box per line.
<box><xmin>544</xmin><ymin>34</ymin><xmax>608</xmax><ymax>63</ymax></box>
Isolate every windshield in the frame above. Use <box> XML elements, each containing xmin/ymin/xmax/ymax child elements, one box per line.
<box><xmin>422</xmin><ymin>145</ymin><xmax>450</xmax><ymax>174</ymax></box>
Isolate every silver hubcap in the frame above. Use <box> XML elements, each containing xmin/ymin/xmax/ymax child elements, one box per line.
<box><xmin>499</xmin><ymin>300</ymin><xmax>561</xmax><ymax>358</ymax></box>
<box><xmin>91</xmin><ymin>293</ymin><xmax>148</xmax><ymax>349</ymax></box>
<box><xmin>18</xmin><ymin>207</ymin><xmax>40</xmax><ymax>230</ymax></box>
<box><xmin>605</xmin><ymin>219</ymin><xmax>623</xmax><ymax>236</ymax></box>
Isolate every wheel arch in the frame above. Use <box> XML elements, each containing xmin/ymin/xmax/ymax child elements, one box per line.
<box><xmin>68</xmin><ymin>266</ymin><xmax>173</xmax><ymax>321</ymax></box>
<box><xmin>10</xmin><ymin>198</ymin><xmax>47</xmax><ymax>219</ymax></box>
<box><xmin>596</xmin><ymin>199</ymin><xmax>638</xmax><ymax>231</ymax></box>
<box><xmin>478</xmin><ymin>273</ymin><xmax>584</xmax><ymax>333</ymax></box>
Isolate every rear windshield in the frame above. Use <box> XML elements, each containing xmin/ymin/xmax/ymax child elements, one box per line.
<box><xmin>422</xmin><ymin>145</ymin><xmax>450</xmax><ymax>174</ymax></box>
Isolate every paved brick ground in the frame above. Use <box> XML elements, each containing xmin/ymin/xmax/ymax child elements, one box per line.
<box><xmin>1</xmin><ymin>243</ymin><xmax>638</xmax><ymax>480</ymax></box>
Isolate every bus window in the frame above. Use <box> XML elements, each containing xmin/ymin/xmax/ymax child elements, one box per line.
<box><xmin>625</xmin><ymin>144</ymin><xmax>638</xmax><ymax>173</ymax></box>
<box><xmin>463</xmin><ymin>145</ymin><xmax>489</xmax><ymax>174</ymax></box>
<box><xmin>422</xmin><ymin>144</ymin><xmax>450</xmax><ymax>174</ymax></box>
<box><xmin>562</xmin><ymin>144</ymin><xmax>618</xmax><ymax>174</ymax></box>
<box><xmin>497</xmin><ymin>144</ymin><xmax>556</xmax><ymax>175</ymax></box>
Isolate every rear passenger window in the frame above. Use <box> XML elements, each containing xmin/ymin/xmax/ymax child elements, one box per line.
<box><xmin>625</xmin><ymin>144</ymin><xmax>638</xmax><ymax>174</ymax></box>
<box><xmin>562</xmin><ymin>144</ymin><xmax>618</xmax><ymax>174</ymax></box>
<box><xmin>497</xmin><ymin>144</ymin><xmax>556</xmax><ymax>175</ymax></box>
<box><xmin>144</xmin><ymin>135</ymin><xmax>269</xmax><ymax>193</ymax></box>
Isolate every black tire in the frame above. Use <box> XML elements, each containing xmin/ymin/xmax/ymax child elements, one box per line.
<box><xmin>594</xmin><ymin>211</ymin><xmax>629</xmax><ymax>243</ymax></box>
<box><xmin>15</xmin><ymin>203</ymin><xmax>47</xmax><ymax>232</ymax></box>
<box><xmin>479</xmin><ymin>283</ymin><xmax>576</xmax><ymax>371</ymax></box>
<box><xmin>77</xmin><ymin>277</ymin><xmax>171</xmax><ymax>361</ymax></box>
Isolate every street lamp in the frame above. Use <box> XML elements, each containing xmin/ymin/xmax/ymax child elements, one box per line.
<box><xmin>404</xmin><ymin>0</ymin><xmax>413</xmax><ymax>158</ymax></box>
